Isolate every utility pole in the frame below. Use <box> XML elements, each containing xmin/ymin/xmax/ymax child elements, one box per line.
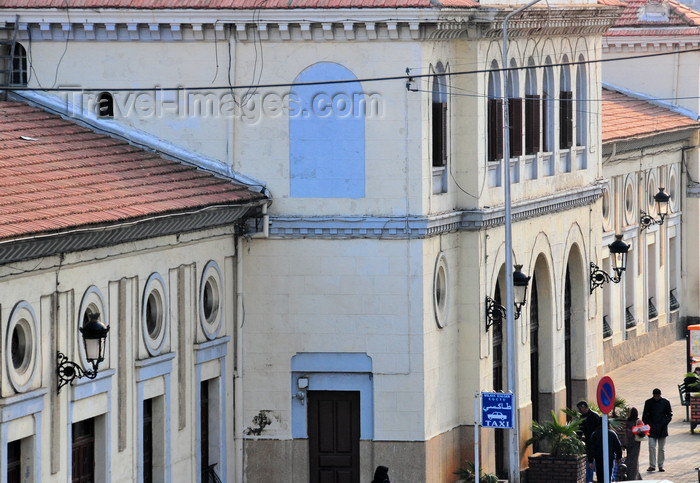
<box><xmin>502</xmin><ymin>1</ymin><xmax>542</xmax><ymax>481</ymax></box>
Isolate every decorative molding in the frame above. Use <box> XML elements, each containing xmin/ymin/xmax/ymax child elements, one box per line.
<box><xmin>262</xmin><ymin>185</ymin><xmax>602</xmax><ymax>239</ymax></box>
<box><xmin>0</xmin><ymin>6</ymin><xmax>620</xmax><ymax>43</ymax></box>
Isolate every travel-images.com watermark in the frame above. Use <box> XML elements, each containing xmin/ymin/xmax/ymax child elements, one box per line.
<box><xmin>64</xmin><ymin>88</ymin><xmax>384</xmax><ymax>124</ymax></box>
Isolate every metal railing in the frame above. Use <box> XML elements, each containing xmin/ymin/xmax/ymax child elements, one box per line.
<box><xmin>202</xmin><ymin>464</ymin><xmax>222</xmax><ymax>483</ymax></box>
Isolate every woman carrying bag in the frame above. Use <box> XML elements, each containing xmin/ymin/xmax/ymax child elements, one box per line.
<box><xmin>624</xmin><ymin>407</ymin><xmax>649</xmax><ymax>480</ymax></box>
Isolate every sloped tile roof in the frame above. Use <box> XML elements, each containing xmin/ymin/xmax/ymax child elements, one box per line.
<box><xmin>0</xmin><ymin>0</ymin><xmax>479</xmax><ymax>8</ymax></box>
<box><xmin>605</xmin><ymin>0</ymin><xmax>700</xmax><ymax>35</ymax></box>
<box><xmin>0</xmin><ymin>101</ymin><xmax>265</xmax><ymax>242</ymax></box>
<box><xmin>602</xmin><ymin>88</ymin><xmax>699</xmax><ymax>142</ymax></box>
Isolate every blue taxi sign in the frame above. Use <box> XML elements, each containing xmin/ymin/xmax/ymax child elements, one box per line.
<box><xmin>481</xmin><ymin>392</ymin><xmax>514</xmax><ymax>428</ymax></box>
<box><xmin>596</xmin><ymin>376</ymin><xmax>616</xmax><ymax>414</ymax></box>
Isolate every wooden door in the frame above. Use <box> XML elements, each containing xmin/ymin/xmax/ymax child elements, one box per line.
<box><xmin>72</xmin><ymin>419</ymin><xmax>95</xmax><ymax>483</ymax></box>
<box><xmin>308</xmin><ymin>391</ymin><xmax>360</xmax><ymax>483</ymax></box>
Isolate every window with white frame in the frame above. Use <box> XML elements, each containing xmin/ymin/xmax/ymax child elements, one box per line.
<box><xmin>488</xmin><ymin>60</ymin><xmax>503</xmax><ymax>161</ymax></box>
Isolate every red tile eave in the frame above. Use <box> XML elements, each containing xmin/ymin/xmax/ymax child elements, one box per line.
<box><xmin>0</xmin><ymin>0</ymin><xmax>479</xmax><ymax>8</ymax></box>
<box><xmin>602</xmin><ymin>89</ymin><xmax>700</xmax><ymax>143</ymax></box>
<box><xmin>0</xmin><ymin>101</ymin><xmax>266</xmax><ymax>242</ymax></box>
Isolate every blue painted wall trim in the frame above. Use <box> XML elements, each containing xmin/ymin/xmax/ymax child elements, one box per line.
<box><xmin>290</xmin><ymin>62</ymin><xmax>366</xmax><ymax>199</ymax></box>
<box><xmin>290</xmin><ymin>353</ymin><xmax>373</xmax><ymax>439</ymax></box>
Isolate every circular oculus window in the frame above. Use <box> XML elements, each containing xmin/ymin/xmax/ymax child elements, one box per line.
<box><xmin>142</xmin><ymin>273</ymin><xmax>168</xmax><ymax>356</ymax></box>
<box><xmin>6</xmin><ymin>301</ymin><xmax>38</xmax><ymax>392</ymax></box>
<box><xmin>668</xmin><ymin>166</ymin><xmax>678</xmax><ymax>213</ymax></box>
<box><xmin>433</xmin><ymin>252</ymin><xmax>449</xmax><ymax>328</ymax></box>
<box><xmin>601</xmin><ymin>187</ymin><xmax>612</xmax><ymax>231</ymax></box>
<box><xmin>647</xmin><ymin>175</ymin><xmax>658</xmax><ymax>216</ymax></box>
<box><xmin>623</xmin><ymin>175</ymin><xmax>636</xmax><ymax>226</ymax></box>
<box><xmin>199</xmin><ymin>261</ymin><xmax>223</xmax><ymax>340</ymax></box>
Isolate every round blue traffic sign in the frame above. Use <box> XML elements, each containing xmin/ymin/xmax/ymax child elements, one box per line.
<box><xmin>596</xmin><ymin>376</ymin><xmax>616</xmax><ymax>414</ymax></box>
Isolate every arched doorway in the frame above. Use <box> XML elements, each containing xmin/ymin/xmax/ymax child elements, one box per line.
<box><xmin>564</xmin><ymin>245</ymin><xmax>586</xmax><ymax>411</ymax></box>
<box><xmin>530</xmin><ymin>276</ymin><xmax>540</xmax><ymax>424</ymax></box>
<box><xmin>564</xmin><ymin>266</ymin><xmax>573</xmax><ymax>411</ymax></box>
<box><xmin>492</xmin><ymin>280</ymin><xmax>507</xmax><ymax>479</ymax></box>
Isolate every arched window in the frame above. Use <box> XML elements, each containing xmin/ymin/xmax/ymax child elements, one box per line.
<box><xmin>432</xmin><ymin>63</ymin><xmax>448</xmax><ymax>168</ymax></box>
<box><xmin>11</xmin><ymin>43</ymin><xmax>27</xmax><ymax>86</ymax></box>
<box><xmin>487</xmin><ymin>60</ymin><xmax>503</xmax><ymax>161</ymax></box>
<box><xmin>289</xmin><ymin>62</ymin><xmax>365</xmax><ymax>198</ymax></box>
<box><xmin>97</xmin><ymin>92</ymin><xmax>114</xmax><ymax>118</ymax></box>
<box><xmin>525</xmin><ymin>60</ymin><xmax>540</xmax><ymax>155</ymax></box>
<box><xmin>507</xmin><ymin>59</ymin><xmax>522</xmax><ymax>157</ymax></box>
<box><xmin>542</xmin><ymin>59</ymin><xmax>555</xmax><ymax>152</ymax></box>
<box><xmin>575</xmin><ymin>58</ymin><xmax>587</xmax><ymax>147</ymax></box>
<box><xmin>559</xmin><ymin>56</ymin><xmax>573</xmax><ymax>149</ymax></box>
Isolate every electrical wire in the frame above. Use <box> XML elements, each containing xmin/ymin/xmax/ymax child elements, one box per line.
<box><xmin>8</xmin><ymin>45</ymin><xmax>700</xmax><ymax>93</ymax></box>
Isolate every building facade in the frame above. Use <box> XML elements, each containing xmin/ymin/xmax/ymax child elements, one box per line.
<box><xmin>5</xmin><ymin>0</ymin><xmax>687</xmax><ymax>481</ymax></box>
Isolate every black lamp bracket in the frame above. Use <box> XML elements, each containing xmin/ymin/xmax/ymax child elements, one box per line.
<box><xmin>589</xmin><ymin>262</ymin><xmax>623</xmax><ymax>294</ymax></box>
<box><xmin>56</xmin><ymin>351</ymin><xmax>99</xmax><ymax>394</ymax></box>
<box><xmin>640</xmin><ymin>209</ymin><xmax>666</xmax><ymax>230</ymax></box>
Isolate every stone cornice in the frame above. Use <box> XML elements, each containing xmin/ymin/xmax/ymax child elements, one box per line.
<box><xmin>262</xmin><ymin>185</ymin><xmax>601</xmax><ymax>239</ymax></box>
<box><xmin>0</xmin><ymin>6</ymin><xmax>620</xmax><ymax>42</ymax></box>
<box><xmin>603</xmin><ymin>34</ymin><xmax>700</xmax><ymax>51</ymax></box>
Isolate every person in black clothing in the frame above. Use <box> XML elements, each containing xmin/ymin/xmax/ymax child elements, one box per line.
<box><xmin>586</xmin><ymin>419</ymin><xmax>622</xmax><ymax>483</ymax></box>
<box><xmin>577</xmin><ymin>400</ymin><xmax>601</xmax><ymax>483</ymax></box>
<box><xmin>371</xmin><ymin>466</ymin><xmax>390</xmax><ymax>483</ymax></box>
<box><xmin>642</xmin><ymin>387</ymin><xmax>673</xmax><ymax>472</ymax></box>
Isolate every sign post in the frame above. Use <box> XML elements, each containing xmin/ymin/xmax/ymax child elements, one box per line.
<box><xmin>596</xmin><ymin>376</ymin><xmax>616</xmax><ymax>483</ymax></box>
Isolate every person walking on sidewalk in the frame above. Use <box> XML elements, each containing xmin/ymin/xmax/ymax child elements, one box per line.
<box><xmin>642</xmin><ymin>387</ymin><xmax>672</xmax><ymax>473</ymax></box>
<box><xmin>577</xmin><ymin>400</ymin><xmax>601</xmax><ymax>483</ymax></box>
<box><xmin>623</xmin><ymin>407</ymin><xmax>644</xmax><ymax>480</ymax></box>
<box><xmin>587</xmin><ymin>418</ymin><xmax>623</xmax><ymax>483</ymax></box>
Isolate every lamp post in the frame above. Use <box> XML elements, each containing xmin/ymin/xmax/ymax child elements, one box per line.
<box><xmin>640</xmin><ymin>187</ymin><xmax>670</xmax><ymax>229</ymax></box>
<box><xmin>502</xmin><ymin>2</ymin><xmax>542</xmax><ymax>480</ymax></box>
<box><xmin>56</xmin><ymin>312</ymin><xmax>109</xmax><ymax>393</ymax></box>
<box><xmin>485</xmin><ymin>265</ymin><xmax>531</xmax><ymax>332</ymax></box>
<box><xmin>590</xmin><ymin>234</ymin><xmax>631</xmax><ymax>293</ymax></box>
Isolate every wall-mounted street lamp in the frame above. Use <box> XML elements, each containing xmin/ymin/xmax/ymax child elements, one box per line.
<box><xmin>56</xmin><ymin>312</ymin><xmax>110</xmax><ymax>394</ymax></box>
<box><xmin>485</xmin><ymin>265</ymin><xmax>531</xmax><ymax>332</ymax></box>
<box><xmin>640</xmin><ymin>188</ymin><xmax>670</xmax><ymax>230</ymax></box>
<box><xmin>590</xmin><ymin>234</ymin><xmax>631</xmax><ymax>293</ymax></box>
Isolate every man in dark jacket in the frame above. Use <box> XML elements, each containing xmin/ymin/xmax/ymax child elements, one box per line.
<box><xmin>587</xmin><ymin>419</ymin><xmax>623</xmax><ymax>483</ymax></box>
<box><xmin>642</xmin><ymin>388</ymin><xmax>673</xmax><ymax>472</ymax></box>
<box><xmin>577</xmin><ymin>401</ymin><xmax>601</xmax><ymax>483</ymax></box>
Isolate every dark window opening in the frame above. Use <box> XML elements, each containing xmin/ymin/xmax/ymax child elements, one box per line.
<box><xmin>11</xmin><ymin>44</ymin><xmax>27</xmax><ymax>86</ymax></box>
<box><xmin>509</xmin><ymin>97</ymin><xmax>523</xmax><ymax>157</ymax></box>
<box><xmin>8</xmin><ymin>440</ymin><xmax>21</xmax><ymax>483</ymax></box>
<box><xmin>488</xmin><ymin>98</ymin><xmax>503</xmax><ymax>161</ymax></box>
<box><xmin>144</xmin><ymin>399</ymin><xmax>153</xmax><ymax>483</ymax></box>
<box><xmin>525</xmin><ymin>95</ymin><xmax>540</xmax><ymax>155</ymax></box>
<box><xmin>559</xmin><ymin>91</ymin><xmax>573</xmax><ymax>149</ymax></box>
<box><xmin>432</xmin><ymin>73</ymin><xmax>447</xmax><ymax>167</ymax></box>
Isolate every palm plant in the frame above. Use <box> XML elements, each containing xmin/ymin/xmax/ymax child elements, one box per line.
<box><xmin>453</xmin><ymin>461</ymin><xmax>499</xmax><ymax>483</ymax></box>
<box><xmin>526</xmin><ymin>410</ymin><xmax>586</xmax><ymax>456</ymax></box>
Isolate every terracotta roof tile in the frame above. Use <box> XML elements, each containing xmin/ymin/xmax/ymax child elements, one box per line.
<box><xmin>0</xmin><ymin>101</ymin><xmax>265</xmax><ymax>241</ymax></box>
<box><xmin>605</xmin><ymin>0</ymin><xmax>700</xmax><ymax>35</ymax></box>
<box><xmin>0</xmin><ymin>0</ymin><xmax>479</xmax><ymax>8</ymax></box>
<box><xmin>602</xmin><ymin>88</ymin><xmax>699</xmax><ymax>142</ymax></box>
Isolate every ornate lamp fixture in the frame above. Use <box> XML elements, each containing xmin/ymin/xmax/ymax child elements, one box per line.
<box><xmin>57</xmin><ymin>312</ymin><xmax>109</xmax><ymax>393</ymax></box>
<box><xmin>485</xmin><ymin>265</ymin><xmax>531</xmax><ymax>332</ymax></box>
<box><xmin>640</xmin><ymin>188</ymin><xmax>670</xmax><ymax>229</ymax></box>
<box><xmin>590</xmin><ymin>234</ymin><xmax>631</xmax><ymax>293</ymax></box>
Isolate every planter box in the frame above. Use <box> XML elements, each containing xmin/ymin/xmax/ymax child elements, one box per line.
<box><xmin>691</xmin><ymin>394</ymin><xmax>700</xmax><ymax>423</ymax></box>
<box><xmin>527</xmin><ymin>453</ymin><xmax>586</xmax><ymax>483</ymax></box>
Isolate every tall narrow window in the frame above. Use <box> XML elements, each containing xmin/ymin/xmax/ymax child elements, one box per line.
<box><xmin>525</xmin><ymin>63</ymin><xmax>540</xmax><ymax>155</ymax></box>
<box><xmin>560</xmin><ymin>58</ymin><xmax>573</xmax><ymax>149</ymax></box>
<box><xmin>575</xmin><ymin>59</ymin><xmax>587</xmax><ymax>147</ymax></box>
<box><xmin>507</xmin><ymin>60</ymin><xmax>522</xmax><ymax>157</ymax></box>
<box><xmin>542</xmin><ymin>61</ymin><xmax>555</xmax><ymax>152</ymax></box>
<box><xmin>200</xmin><ymin>381</ymin><xmax>210</xmax><ymax>477</ymax></box>
<box><xmin>8</xmin><ymin>440</ymin><xmax>21</xmax><ymax>483</ymax></box>
<box><xmin>72</xmin><ymin>419</ymin><xmax>95</xmax><ymax>483</ymax></box>
<box><xmin>143</xmin><ymin>399</ymin><xmax>153</xmax><ymax>483</ymax></box>
<box><xmin>488</xmin><ymin>62</ymin><xmax>503</xmax><ymax>161</ymax></box>
<box><xmin>11</xmin><ymin>43</ymin><xmax>27</xmax><ymax>86</ymax></box>
<box><xmin>432</xmin><ymin>64</ymin><xmax>447</xmax><ymax>167</ymax></box>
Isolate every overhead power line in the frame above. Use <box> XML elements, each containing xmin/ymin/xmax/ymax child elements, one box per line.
<box><xmin>6</xmin><ymin>45</ymin><xmax>700</xmax><ymax>93</ymax></box>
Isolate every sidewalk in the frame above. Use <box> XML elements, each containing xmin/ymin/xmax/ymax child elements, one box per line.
<box><xmin>607</xmin><ymin>339</ymin><xmax>700</xmax><ymax>483</ymax></box>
